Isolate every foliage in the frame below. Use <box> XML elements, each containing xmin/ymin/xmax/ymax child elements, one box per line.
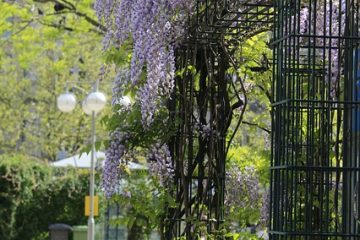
<box><xmin>102</xmin><ymin>97</ymin><xmax>177</xmax><ymax>239</ymax></box>
<box><xmin>228</xmin><ymin>32</ymin><xmax>272</xmax><ymax>148</ymax></box>
<box><xmin>221</xmin><ymin>32</ymin><xmax>272</xmax><ymax>238</ymax></box>
<box><xmin>109</xmin><ymin>170</ymin><xmax>175</xmax><ymax>240</ymax></box>
<box><xmin>103</xmin><ymin>101</ymin><xmax>176</xmax><ymax>149</ymax></box>
<box><xmin>223</xmin><ymin>147</ymin><xmax>269</xmax><ymax>239</ymax></box>
<box><xmin>0</xmin><ymin>154</ymin><xmax>90</xmax><ymax>240</ymax></box>
<box><xmin>101</xmin><ymin>97</ymin><xmax>177</xmax><ymax>196</ymax></box>
<box><xmin>95</xmin><ymin>0</ymin><xmax>192</xmax><ymax>126</ymax></box>
<box><xmin>227</xmin><ymin>146</ymin><xmax>270</xmax><ymax>185</ymax></box>
<box><xmin>0</xmin><ymin>1</ymin><xmax>111</xmax><ymax>160</ymax></box>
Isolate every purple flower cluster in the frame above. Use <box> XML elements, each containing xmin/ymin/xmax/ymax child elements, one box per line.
<box><xmin>95</xmin><ymin>0</ymin><xmax>193</xmax><ymax>127</ymax></box>
<box><xmin>103</xmin><ymin>130</ymin><xmax>128</xmax><ymax>198</ymax></box>
<box><xmin>225</xmin><ymin>166</ymin><xmax>260</xmax><ymax>209</ymax></box>
<box><xmin>147</xmin><ymin>143</ymin><xmax>174</xmax><ymax>187</ymax></box>
<box><xmin>112</xmin><ymin>68</ymin><xmax>130</xmax><ymax>106</ymax></box>
<box><xmin>259</xmin><ymin>188</ymin><xmax>270</xmax><ymax>226</ymax></box>
<box><xmin>291</xmin><ymin>0</ymin><xmax>346</xmax><ymax>99</ymax></box>
<box><xmin>195</xmin><ymin>122</ymin><xmax>212</xmax><ymax>139</ymax></box>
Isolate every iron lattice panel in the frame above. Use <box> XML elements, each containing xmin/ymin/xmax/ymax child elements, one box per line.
<box><xmin>271</xmin><ymin>0</ymin><xmax>360</xmax><ymax>239</ymax></box>
<box><xmin>165</xmin><ymin>46</ymin><xmax>230</xmax><ymax>239</ymax></box>
<box><xmin>166</xmin><ymin>1</ymin><xmax>274</xmax><ymax>239</ymax></box>
<box><xmin>186</xmin><ymin>0</ymin><xmax>274</xmax><ymax>46</ymax></box>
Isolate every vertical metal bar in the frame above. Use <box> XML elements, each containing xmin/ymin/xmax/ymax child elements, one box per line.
<box><xmin>88</xmin><ymin>111</ymin><xmax>96</xmax><ymax>240</ymax></box>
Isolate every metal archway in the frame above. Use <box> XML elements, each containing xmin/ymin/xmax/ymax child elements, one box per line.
<box><xmin>167</xmin><ymin>0</ymin><xmax>360</xmax><ymax>239</ymax></box>
<box><xmin>166</xmin><ymin>1</ymin><xmax>273</xmax><ymax>239</ymax></box>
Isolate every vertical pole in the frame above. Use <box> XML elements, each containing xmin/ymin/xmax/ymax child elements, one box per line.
<box><xmin>88</xmin><ymin>111</ymin><xmax>96</xmax><ymax>240</ymax></box>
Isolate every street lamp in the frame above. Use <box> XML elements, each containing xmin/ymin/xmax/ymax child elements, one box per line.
<box><xmin>57</xmin><ymin>83</ymin><xmax>106</xmax><ymax>240</ymax></box>
<box><xmin>57</xmin><ymin>92</ymin><xmax>76</xmax><ymax>112</ymax></box>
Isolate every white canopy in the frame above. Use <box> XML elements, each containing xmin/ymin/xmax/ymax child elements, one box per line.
<box><xmin>51</xmin><ymin>151</ymin><xmax>146</xmax><ymax>170</ymax></box>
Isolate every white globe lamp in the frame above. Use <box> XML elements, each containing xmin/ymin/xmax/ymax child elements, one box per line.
<box><xmin>86</xmin><ymin>91</ymin><xmax>106</xmax><ymax>113</ymax></box>
<box><xmin>57</xmin><ymin>93</ymin><xmax>77</xmax><ymax>112</ymax></box>
<box><xmin>119</xmin><ymin>96</ymin><xmax>131</xmax><ymax>107</ymax></box>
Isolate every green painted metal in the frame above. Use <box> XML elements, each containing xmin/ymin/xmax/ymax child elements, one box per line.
<box><xmin>166</xmin><ymin>1</ymin><xmax>274</xmax><ymax>239</ymax></box>
<box><xmin>270</xmin><ymin>0</ymin><xmax>360</xmax><ymax>239</ymax></box>
<box><xmin>168</xmin><ymin>0</ymin><xmax>360</xmax><ymax>239</ymax></box>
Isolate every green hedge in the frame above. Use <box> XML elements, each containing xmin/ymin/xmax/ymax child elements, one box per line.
<box><xmin>0</xmin><ymin>155</ymin><xmax>89</xmax><ymax>240</ymax></box>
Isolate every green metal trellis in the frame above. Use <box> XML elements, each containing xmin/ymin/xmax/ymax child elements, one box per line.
<box><xmin>270</xmin><ymin>0</ymin><xmax>360</xmax><ymax>239</ymax></box>
<box><xmin>166</xmin><ymin>0</ymin><xmax>273</xmax><ymax>239</ymax></box>
<box><xmin>166</xmin><ymin>0</ymin><xmax>360</xmax><ymax>239</ymax></box>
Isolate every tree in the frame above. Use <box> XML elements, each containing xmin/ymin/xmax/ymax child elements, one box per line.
<box><xmin>0</xmin><ymin>1</ymin><xmax>112</xmax><ymax>160</ymax></box>
<box><xmin>0</xmin><ymin>154</ymin><xmax>91</xmax><ymax>240</ymax></box>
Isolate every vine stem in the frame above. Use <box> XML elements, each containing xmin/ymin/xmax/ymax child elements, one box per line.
<box><xmin>221</xmin><ymin>37</ymin><xmax>248</xmax><ymax>156</ymax></box>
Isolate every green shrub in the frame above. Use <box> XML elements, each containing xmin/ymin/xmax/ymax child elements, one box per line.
<box><xmin>0</xmin><ymin>154</ymin><xmax>90</xmax><ymax>240</ymax></box>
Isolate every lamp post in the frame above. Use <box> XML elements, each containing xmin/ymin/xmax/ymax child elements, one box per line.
<box><xmin>57</xmin><ymin>82</ymin><xmax>106</xmax><ymax>240</ymax></box>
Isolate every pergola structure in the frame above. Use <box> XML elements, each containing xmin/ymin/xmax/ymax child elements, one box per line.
<box><xmin>271</xmin><ymin>0</ymin><xmax>360</xmax><ymax>239</ymax></box>
<box><xmin>166</xmin><ymin>0</ymin><xmax>360</xmax><ymax>239</ymax></box>
<box><xmin>166</xmin><ymin>0</ymin><xmax>273</xmax><ymax>238</ymax></box>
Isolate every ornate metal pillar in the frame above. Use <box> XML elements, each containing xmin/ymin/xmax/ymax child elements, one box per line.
<box><xmin>271</xmin><ymin>0</ymin><xmax>360</xmax><ymax>239</ymax></box>
<box><xmin>166</xmin><ymin>1</ymin><xmax>273</xmax><ymax>239</ymax></box>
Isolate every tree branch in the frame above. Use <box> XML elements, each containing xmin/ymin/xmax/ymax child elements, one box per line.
<box><xmin>221</xmin><ymin>37</ymin><xmax>248</xmax><ymax>156</ymax></box>
<box><xmin>58</xmin><ymin>0</ymin><xmax>76</xmax><ymax>10</ymax></box>
<box><xmin>39</xmin><ymin>21</ymin><xmax>74</xmax><ymax>31</ymax></box>
<box><xmin>72</xmin><ymin>10</ymin><xmax>107</xmax><ymax>33</ymax></box>
<box><xmin>34</xmin><ymin>0</ymin><xmax>107</xmax><ymax>33</ymax></box>
<box><xmin>56</xmin><ymin>0</ymin><xmax>106</xmax><ymax>32</ymax></box>
<box><xmin>0</xmin><ymin>20</ymin><xmax>33</xmax><ymax>47</ymax></box>
<box><xmin>242</xmin><ymin>120</ymin><xmax>270</xmax><ymax>134</ymax></box>
<box><xmin>256</xmin><ymin>83</ymin><xmax>272</xmax><ymax>103</ymax></box>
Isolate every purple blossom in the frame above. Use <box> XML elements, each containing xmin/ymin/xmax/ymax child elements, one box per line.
<box><xmin>147</xmin><ymin>143</ymin><xmax>174</xmax><ymax>187</ymax></box>
<box><xmin>225</xmin><ymin>166</ymin><xmax>260</xmax><ymax>209</ymax></box>
<box><xmin>299</xmin><ymin>7</ymin><xmax>309</xmax><ymax>35</ymax></box>
<box><xmin>260</xmin><ymin>188</ymin><xmax>270</xmax><ymax>226</ymax></box>
<box><xmin>95</xmin><ymin>0</ymin><xmax>191</xmax><ymax>127</ymax></box>
<box><xmin>102</xmin><ymin>130</ymin><xmax>128</xmax><ymax>198</ymax></box>
<box><xmin>195</xmin><ymin>122</ymin><xmax>212</xmax><ymax>139</ymax></box>
<box><xmin>112</xmin><ymin>68</ymin><xmax>130</xmax><ymax>106</ymax></box>
<box><xmin>292</xmin><ymin>0</ymin><xmax>346</xmax><ymax>99</ymax></box>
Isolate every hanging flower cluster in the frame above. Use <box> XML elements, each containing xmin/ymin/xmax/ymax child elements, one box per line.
<box><xmin>195</xmin><ymin>122</ymin><xmax>212</xmax><ymax>139</ymax></box>
<box><xmin>112</xmin><ymin>68</ymin><xmax>130</xmax><ymax>106</ymax></box>
<box><xmin>290</xmin><ymin>0</ymin><xmax>347</xmax><ymax>98</ymax></box>
<box><xmin>225</xmin><ymin>166</ymin><xmax>260</xmax><ymax>209</ymax></box>
<box><xmin>147</xmin><ymin>143</ymin><xmax>175</xmax><ymax>187</ymax></box>
<box><xmin>95</xmin><ymin>0</ymin><xmax>193</xmax><ymax>126</ymax></box>
<box><xmin>103</xmin><ymin>130</ymin><xmax>129</xmax><ymax>197</ymax></box>
<box><xmin>102</xmin><ymin>65</ymin><xmax>177</xmax><ymax>197</ymax></box>
<box><xmin>259</xmin><ymin>188</ymin><xmax>270</xmax><ymax>226</ymax></box>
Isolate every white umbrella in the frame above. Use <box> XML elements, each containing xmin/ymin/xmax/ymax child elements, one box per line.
<box><xmin>51</xmin><ymin>151</ymin><xmax>146</xmax><ymax>170</ymax></box>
